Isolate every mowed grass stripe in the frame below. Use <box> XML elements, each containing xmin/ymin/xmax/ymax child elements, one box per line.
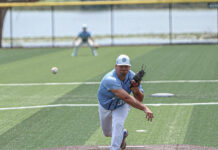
<box><xmin>0</xmin><ymin>48</ymin><xmax>71</xmax><ymax>83</ymax></box>
<box><xmin>86</xmin><ymin>105</ymin><xmax>218</xmax><ymax>147</ymax></box>
<box><xmin>0</xmin><ymin>85</ymin><xmax>79</xmax><ymax>136</ymax></box>
<box><xmin>143</xmin><ymin>83</ymin><xmax>218</xmax><ymax>103</ymax></box>
<box><xmin>0</xmin><ymin>107</ymin><xmax>100</xmax><ymax>150</ymax></box>
<box><xmin>183</xmin><ymin>105</ymin><xmax>218</xmax><ymax>147</ymax></box>
<box><xmin>138</xmin><ymin>45</ymin><xmax>218</xmax><ymax>81</ymax></box>
<box><xmin>126</xmin><ymin>106</ymin><xmax>193</xmax><ymax>145</ymax></box>
<box><xmin>0</xmin><ymin>48</ymin><xmax>65</xmax><ymax>65</ymax></box>
<box><xmin>0</xmin><ymin>81</ymin><xmax>100</xmax><ymax>149</ymax></box>
<box><xmin>0</xmin><ymin>84</ymin><xmax>97</xmax><ymax>149</ymax></box>
<box><xmin>0</xmin><ymin>86</ymin><xmax>78</xmax><ymax>107</ymax></box>
<box><xmin>0</xmin><ymin>46</ymin><xmax>156</xmax><ymax>83</ymax></box>
<box><xmin>1</xmin><ymin>105</ymin><xmax>217</xmax><ymax>148</ymax></box>
<box><xmin>85</xmin><ymin>106</ymin><xmax>193</xmax><ymax>145</ymax></box>
<box><xmin>0</xmin><ymin>109</ymin><xmax>42</xmax><ymax>136</ymax></box>
<box><xmin>1</xmin><ymin>81</ymin><xmax>218</xmax><ymax>107</ymax></box>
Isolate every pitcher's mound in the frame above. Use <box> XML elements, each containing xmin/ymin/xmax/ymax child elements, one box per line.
<box><xmin>42</xmin><ymin>144</ymin><xmax>218</xmax><ymax>150</ymax></box>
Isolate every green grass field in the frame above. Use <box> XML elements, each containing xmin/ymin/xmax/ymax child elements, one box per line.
<box><xmin>0</xmin><ymin>45</ymin><xmax>218</xmax><ymax>150</ymax></box>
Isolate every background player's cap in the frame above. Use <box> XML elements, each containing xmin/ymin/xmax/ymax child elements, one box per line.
<box><xmin>82</xmin><ymin>24</ymin><xmax>87</xmax><ymax>29</ymax></box>
<box><xmin>116</xmin><ymin>54</ymin><xmax>131</xmax><ymax>66</ymax></box>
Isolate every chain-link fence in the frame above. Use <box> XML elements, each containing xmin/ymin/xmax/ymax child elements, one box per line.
<box><xmin>2</xmin><ymin>2</ymin><xmax>218</xmax><ymax>48</ymax></box>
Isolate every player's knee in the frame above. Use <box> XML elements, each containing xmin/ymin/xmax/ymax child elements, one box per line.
<box><xmin>113</xmin><ymin>122</ymin><xmax>123</xmax><ymax>131</ymax></box>
<box><xmin>104</xmin><ymin>133</ymin><xmax>111</xmax><ymax>137</ymax></box>
<box><xmin>102</xmin><ymin>130</ymin><xmax>112</xmax><ymax>137</ymax></box>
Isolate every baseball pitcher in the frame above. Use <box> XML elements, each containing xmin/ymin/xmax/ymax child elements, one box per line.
<box><xmin>97</xmin><ymin>54</ymin><xmax>154</xmax><ymax>150</ymax></box>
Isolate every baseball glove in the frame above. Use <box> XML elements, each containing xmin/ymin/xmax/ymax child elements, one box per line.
<box><xmin>130</xmin><ymin>65</ymin><xmax>145</xmax><ymax>88</ymax></box>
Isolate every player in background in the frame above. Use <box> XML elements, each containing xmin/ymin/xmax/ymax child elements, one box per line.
<box><xmin>72</xmin><ymin>24</ymin><xmax>98</xmax><ymax>56</ymax></box>
<box><xmin>97</xmin><ymin>54</ymin><xmax>154</xmax><ymax>150</ymax></box>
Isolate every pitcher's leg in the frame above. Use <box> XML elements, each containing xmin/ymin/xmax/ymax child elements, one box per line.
<box><xmin>110</xmin><ymin>104</ymin><xmax>130</xmax><ymax>150</ymax></box>
<box><xmin>99</xmin><ymin>104</ymin><xmax>112</xmax><ymax>137</ymax></box>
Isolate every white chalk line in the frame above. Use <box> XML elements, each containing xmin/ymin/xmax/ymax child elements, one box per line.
<box><xmin>1</xmin><ymin>102</ymin><xmax>218</xmax><ymax>111</ymax></box>
<box><xmin>0</xmin><ymin>82</ymin><xmax>100</xmax><ymax>86</ymax></box>
<box><xmin>0</xmin><ymin>80</ymin><xmax>218</xmax><ymax>86</ymax></box>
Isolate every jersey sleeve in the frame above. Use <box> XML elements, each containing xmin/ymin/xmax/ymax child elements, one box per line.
<box><xmin>103</xmin><ymin>76</ymin><xmax>122</xmax><ymax>90</ymax></box>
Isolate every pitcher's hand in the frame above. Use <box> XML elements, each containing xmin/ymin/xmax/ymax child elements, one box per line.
<box><xmin>144</xmin><ymin>107</ymin><xmax>154</xmax><ymax>122</ymax></box>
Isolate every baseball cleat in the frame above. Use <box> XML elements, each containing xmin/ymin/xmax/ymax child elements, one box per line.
<box><xmin>120</xmin><ymin>129</ymin><xmax>128</xmax><ymax>150</ymax></box>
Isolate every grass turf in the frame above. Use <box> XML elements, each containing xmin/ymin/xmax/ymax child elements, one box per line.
<box><xmin>0</xmin><ymin>45</ymin><xmax>218</xmax><ymax>149</ymax></box>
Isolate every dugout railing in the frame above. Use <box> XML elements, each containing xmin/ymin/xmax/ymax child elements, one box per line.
<box><xmin>1</xmin><ymin>0</ymin><xmax>218</xmax><ymax>48</ymax></box>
